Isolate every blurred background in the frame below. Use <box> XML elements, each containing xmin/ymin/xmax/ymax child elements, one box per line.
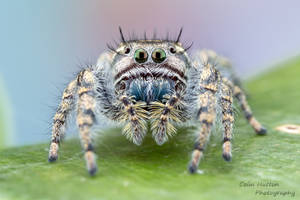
<box><xmin>1</xmin><ymin>0</ymin><xmax>300</xmax><ymax>146</ymax></box>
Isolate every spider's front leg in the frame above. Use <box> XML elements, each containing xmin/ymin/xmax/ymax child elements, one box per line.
<box><xmin>119</xmin><ymin>95</ymin><xmax>148</xmax><ymax>145</ymax></box>
<box><xmin>48</xmin><ymin>79</ymin><xmax>77</xmax><ymax>162</ymax></box>
<box><xmin>151</xmin><ymin>93</ymin><xmax>184</xmax><ymax>145</ymax></box>
<box><xmin>76</xmin><ymin>69</ymin><xmax>98</xmax><ymax>176</ymax></box>
<box><xmin>188</xmin><ymin>64</ymin><xmax>219</xmax><ymax>174</ymax></box>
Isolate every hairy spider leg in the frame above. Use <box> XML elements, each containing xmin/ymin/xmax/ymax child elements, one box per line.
<box><xmin>233</xmin><ymin>85</ymin><xmax>267</xmax><ymax>135</ymax></box>
<box><xmin>119</xmin><ymin>95</ymin><xmax>148</xmax><ymax>145</ymax></box>
<box><xmin>76</xmin><ymin>69</ymin><xmax>98</xmax><ymax>175</ymax></box>
<box><xmin>188</xmin><ymin>61</ymin><xmax>219</xmax><ymax>173</ymax></box>
<box><xmin>220</xmin><ymin>81</ymin><xmax>234</xmax><ymax>161</ymax></box>
<box><xmin>48</xmin><ymin>79</ymin><xmax>77</xmax><ymax>162</ymax></box>
<box><xmin>150</xmin><ymin>93</ymin><xmax>184</xmax><ymax>145</ymax></box>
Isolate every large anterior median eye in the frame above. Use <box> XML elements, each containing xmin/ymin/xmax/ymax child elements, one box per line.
<box><xmin>134</xmin><ymin>49</ymin><xmax>148</xmax><ymax>63</ymax></box>
<box><xmin>152</xmin><ymin>48</ymin><xmax>166</xmax><ymax>63</ymax></box>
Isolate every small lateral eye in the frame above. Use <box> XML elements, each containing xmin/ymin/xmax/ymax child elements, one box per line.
<box><xmin>169</xmin><ymin>47</ymin><xmax>176</xmax><ymax>54</ymax></box>
<box><xmin>152</xmin><ymin>48</ymin><xmax>166</xmax><ymax>63</ymax></box>
<box><xmin>124</xmin><ymin>47</ymin><xmax>131</xmax><ymax>54</ymax></box>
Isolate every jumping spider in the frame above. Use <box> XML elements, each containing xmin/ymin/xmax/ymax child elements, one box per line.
<box><xmin>48</xmin><ymin>28</ymin><xmax>267</xmax><ymax>176</ymax></box>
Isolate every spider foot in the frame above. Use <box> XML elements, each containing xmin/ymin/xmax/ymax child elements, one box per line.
<box><xmin>188</xmin><ymin>149</ymin><xmax>203</xmax><ymax>174</ymax></box>
<box><xmin>222</xmin><ymin>152</ymin><xmax>232</xmax><ymax>162</ymax></box>
<box><xmin>222</xmin><ymin>141</ymin><xmax>232</xmax><ymax>161</ymax></box>
<box><xmin>256</xmin><ymin>126</ymin><xmax>267</xmax><ymax>135</ymax></box>
<box><xmin>48</xmin><ymin>142</ymin><xmax>59</xmax><ymax>162</ymax></box>
<box><xmin>85</xmin><ymin>151</ymin><xmax>98</xmax><ymax>176</ymax></box>
<box><xmin>188</xmin><ymin>163</ymin><xmax>198</xmax><ymax>174</ymax></box>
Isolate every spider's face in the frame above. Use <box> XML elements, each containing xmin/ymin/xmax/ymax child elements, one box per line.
<box><xmin>112</xmin><ymin>41</ymin><xmax>190</xmax><ymax>89</ymax></box>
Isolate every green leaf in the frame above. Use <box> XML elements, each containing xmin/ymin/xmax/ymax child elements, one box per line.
<box><xmin>1</xmin><ymin>58</ymin><xmax>299</xmax><ymax>200</ymax></box>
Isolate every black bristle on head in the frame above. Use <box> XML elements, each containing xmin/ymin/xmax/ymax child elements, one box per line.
<box><xmin>128</xmin><ymin>31</ymin><xmax>138</xmax><ymax>41</ymax></box>
<box><xmin>165</xmin><ymin>31</ymin><xmax>170</xmax><ymax>41</ymax></box>
<box><xmin>106</xmin><ymin>43</ymin><xmax>117</xmax><ymax>53</ymax></box>
<box><xmin>117</xmin><ymin>27</ymin><xmax>185</xmax><ymax>43</ymax></box>
<box><xmin>132</xmin><ymin>31</ymin><xmax>138</xmax><ymax>41</ymax></box>
<box><xmin>108</xmin><ymin>27</ymin><xmax>191</xmax><ymax>52</ymax></box>
<box><xmin>176</xmin><ymin>27</ymin><xmax>183</xmax><ymax>43</ymax></box>
<box><xmin>153</xmin><ymin>29</ymin><xmax>157</xmax><ymax>40</ymax></box>
<box><xmin>184</xmin><ymin>42</ymin><xmax>193</xmax><ymax>51</ymax></box>
<box><xmin>106</xmin><ymin>37</ymin><xmax>123</xmax><ymax>53</ymax></box>
<box><xmin>119</xmin><ymin>26</ymin><xmax>126</xmax><ymax>43</ymax></box>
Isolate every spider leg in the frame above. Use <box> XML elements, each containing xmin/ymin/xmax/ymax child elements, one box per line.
<box><xmin>77</xmin><ymin>69</ymin><xmax>101</xmax><ymax>175</ymax></box>
<box><xmin>76</xmin><ymin>69</ymin><xmax>99</xmax><ymax>176</ymax></box>
<box><xmin>188</xmin><ymin>61</ymin><xmax>219</xmax><ymax>174</ymax></box>
<box><xmin>151</xmin><ymin>93</ymin><xmax>183</xmax><ymax>145</ymax></box>
<box><xmin>214</xmin><ymin>51</ymin><xmax>267</xmax><ymax>135</ymax></box>
<box><xmin>233</xmin><ymin>85</ymin><xmax>267</xmax><ymax>135</ymax></box>
<box><xmin>48</xmin><ymin>79</ymin><xmax>77</xmax><ymax>162</ymax></box>
<box><xmin>220</xmin><ymin>81</ymin><xmax>234</xmax><ymax>161</ymax></box>
<box><xmin>119</xmin><ymin>95</ymin><xmax>148</xmax><ymax>145</ymax></box>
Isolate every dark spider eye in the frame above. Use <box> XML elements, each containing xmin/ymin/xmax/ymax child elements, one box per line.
<box><xmin>124</xmin><ymin>47</ymin><xmax>130</xmax><ymax>54</ymax></box>
<box><xmin>134</xmin><ymin>49</ymin><xmax>148</xmax><ymax>63</ymax></box>
<box><xmin>152</xmin><ymin>48</ymin><xmax>166</xmax><ymax>63</ymax></box>
<box><xmin>169</xmin><ymin>47</ymin><xmax>176</xmax><ymax>54</ymax></box>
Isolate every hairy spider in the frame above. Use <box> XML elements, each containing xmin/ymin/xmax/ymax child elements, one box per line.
<box><xmin>48</xmin><ymin>28</ymin><xmax>267</xmax><ymax>176</ymax></box>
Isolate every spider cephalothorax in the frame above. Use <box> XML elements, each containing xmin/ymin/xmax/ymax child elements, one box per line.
<box><xmin>48</xmin><ymin>28</ymin><xmax>267</xmax><ymax>176</ymax></box>
<box><xmin>104</xmin><ymin>29</ymin><xmax>192</xmax><ymax>145</ymax></box>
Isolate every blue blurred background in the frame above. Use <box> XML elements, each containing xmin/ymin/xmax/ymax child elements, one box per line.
<box><xmin>1</xmin><ymin>0</ymin><xmax>300</xmax><ymax>146</ymax></box>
